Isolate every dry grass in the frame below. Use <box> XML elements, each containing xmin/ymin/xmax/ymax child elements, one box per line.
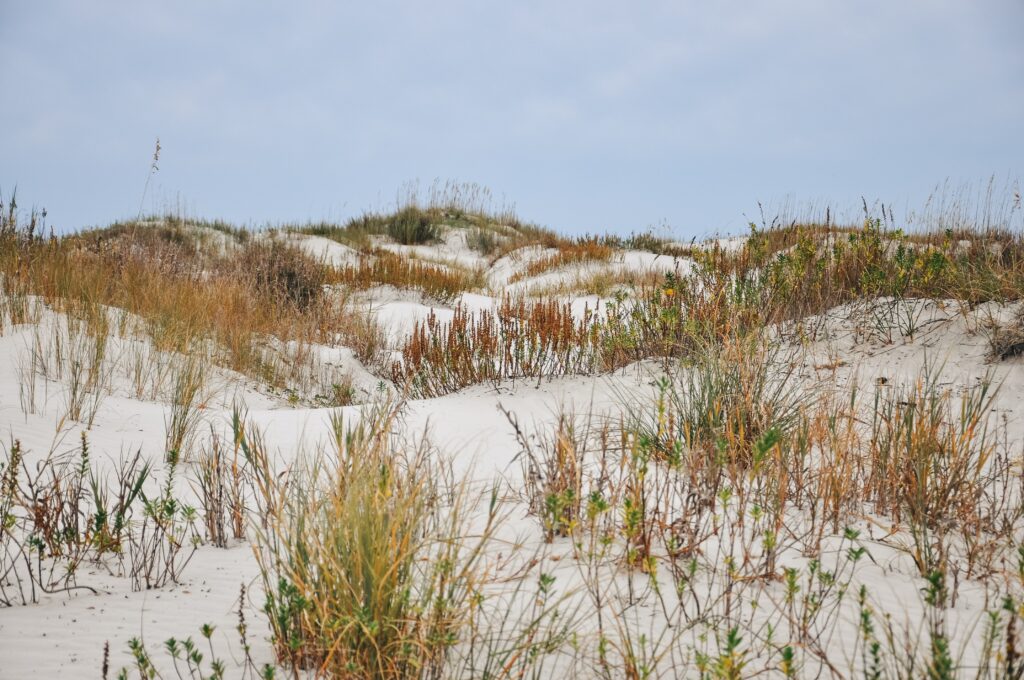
<box><xmin>0</xmin><ymin>211</ymin><xmax>383</xmax><ymax>402</ymax></box>
<box><xmin>330</xmin><ymin>249</ymin><xmax>485</xmax><ymax>303</ymax></box>
<box><xmin>509</xmin><ymin>237</ymin><xmax>615</xmax><ymax>282</ymax></box>
<box><xmin>393</xmin><ymin>295</ymin><xmax>597</xmax><ymax>396</ymax></box>
<box><xmin>986</xmin><ymin>308</ymin><xmax>1024</xmax><ymax>361</ymax></box>
<box><xmin>525</xmin><ymin>267</ymin><xmax>665</xmax><ymax>297</ymax></box>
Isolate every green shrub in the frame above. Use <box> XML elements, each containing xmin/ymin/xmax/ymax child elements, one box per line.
<box><xmin>388</xmin><ymin>206</ymin><xmax>437</xmax><ymax>245</ymax></box>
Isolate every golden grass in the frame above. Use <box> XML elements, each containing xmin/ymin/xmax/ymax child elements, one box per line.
<box><xmin>509</xmin><ymin>238</ymin><xmax>615</xmax><ymax>282</ymax></box>
<box><xmin>330</xmin><ymin>249</ymin><xmax>484</xmax><ymax>302</ymax></box>
<box><xmin>0</xmin><ymin>218</ymin><xmax>383</xmax><ymax>400</ymax></box>
<box><xmin>525</xmin><ymin>267</ymin><xmax>665</xmax><ymax>297</ymax></box>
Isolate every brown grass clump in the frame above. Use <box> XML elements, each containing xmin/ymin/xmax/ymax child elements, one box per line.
<box><xmin>987</xmin><ymin>310</ymin><xmax>1024</xmax><ymax>361</ymax></box>
<box><xmin>235</xmin><ymin>238</ymin><xmax>328</xmax><ymax>310</ymax></box>
<box><xmin>394</xmin><ymin>295</ymin><xmax>596</xmax><ymax>396</ymax></box>
<box><xmin>509</xmin><ymin>237</ymin><xmax>615</xmax><ymax>282</ymax></box>
<box><xmin>330</xmin><ymin>249</ymin><xmax>484</xmax><ymax>303</ymax></box>
<box><xmin>526</xmin><ymin>268</ymin><xmax>665</xmax><ymax>297</ymax></box>
<box><xmin>865</xmin><ymin>366</ymin><xmax>1000</xmax><ymax>574</ymax></box>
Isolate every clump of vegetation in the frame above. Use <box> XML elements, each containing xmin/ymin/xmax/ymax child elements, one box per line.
<box><xmin>604</xmin><ymin>229</ymin><xmax>694</xmax><ymax>257</ymax></box>
<box><xmin>629</xmin><ymin>333</ymin><xmax>806</xmax><ymax>469</ymax></box>
<box><xmin>387</xmin><ymin>205</ymin><xmax>438</xmax><ymax>245</ymax></box>
<box><xmin>510</xmin><ymin>237</ymin><xmax>615</xmax><ymax>282</ymax></box>
<box><xmin>394</xmin><ymin>295</ymin><xmax>596</xmax><ymax>396</ymax></box>
<box><xmin>865</xmin><ymin>363</ymin><xmax>1003</xmax><ymax>582</ymax></box>
<box><xmin>504</xmin><ymin>406</ymin><xmax>590</xmax><ymax>542</ymax></box>
<box><xmin>251</xmin><ymin>401</ymin><xmax>500</xmax><ymax>678</ymax></box>
<box><xmin>331</xmin><ymin>249</ymin><xmax>484</xmax><ymax>303</ymax></box>
<box><xmin>0</xmin><ymin>433</ymin><xmax>202</xmax><ymax>606</ymax></box>
<box><xmin>986</xmin><ymin>308</ymin><xmax>1024</xmax><ymax>361</ymax></box>
<box><xmin>164</xmin><ymin>356</ymin><xmax>207</xmax><ymax>463</ymax></box>
<box><xmin>237</xmin><ymin>238</ymin><xmax>328</xmax><ymax>310</ymax></box>
<box><xmin>465</xmin><ymin>226</ymin><xmax>503</xmax><ymax>255</ymax></box>
<box><xmin>0</xmin><ymin>198</ymin><xmax>383</xmax><ymax>403</ymax></box>
<box><xmin>741</xmin><ymin>216</ymin><xmax>1024</xmax><ymax>323</ymax></box>
<box><xmin>291</xmin><ymin>181</ymin><xmax>535</xmax><ymax>253</ymax></box>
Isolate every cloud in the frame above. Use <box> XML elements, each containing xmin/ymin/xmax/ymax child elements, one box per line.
<box><xmin>0</xmin><ymin>0</ymin><xmax>1020</xmax><ymax>235</ymax></box>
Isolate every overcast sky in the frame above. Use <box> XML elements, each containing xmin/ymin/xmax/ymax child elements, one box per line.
<box><xmin>2</xmin><ymin>1</ymin><xmax>1022</xmax><ymax>237</ymax></box>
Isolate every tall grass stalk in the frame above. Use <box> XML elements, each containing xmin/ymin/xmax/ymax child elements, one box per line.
<box><xmin>165</xmin><ymin>357</ymin><xmax>206</xmax><ymax>463</ymax></box>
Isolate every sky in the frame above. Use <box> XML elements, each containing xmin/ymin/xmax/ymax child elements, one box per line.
<box><xmin>1</xmin><ymin>1</ymin><xmax>1022</xmax><ymax>238</ymax></box>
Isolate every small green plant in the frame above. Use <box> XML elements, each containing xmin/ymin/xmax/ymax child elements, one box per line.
<box><xmin>129</xmin><ymin>459</ymin><xmax>201</xmax><ymax>590</ymax></box>
<box><xmin>504</xmin><ymin>406</ymin><xmax>587</xmax><ymax>541</ymax></box>
<box><xmin>115</xmin><ymin>620</ymin><xmax>275</xmax><ymax>680</ymax></box>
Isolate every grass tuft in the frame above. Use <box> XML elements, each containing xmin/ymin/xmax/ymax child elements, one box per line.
<box><xmin>252</xmin><ymin>401</ymin><xmax>499</xmax><ymax>677</ymax></box>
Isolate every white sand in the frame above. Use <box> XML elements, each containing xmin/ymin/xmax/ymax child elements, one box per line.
<box><xmin>2</xmin><ymin>234</ymin><xmax>1023</xmax><ymax>678</ymax></box>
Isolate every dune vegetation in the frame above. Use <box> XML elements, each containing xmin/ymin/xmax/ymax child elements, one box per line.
<box><xmin>2</xmin><ymin>183</ymin><xmax>1024</xmax><ymax>678</ymax></box>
